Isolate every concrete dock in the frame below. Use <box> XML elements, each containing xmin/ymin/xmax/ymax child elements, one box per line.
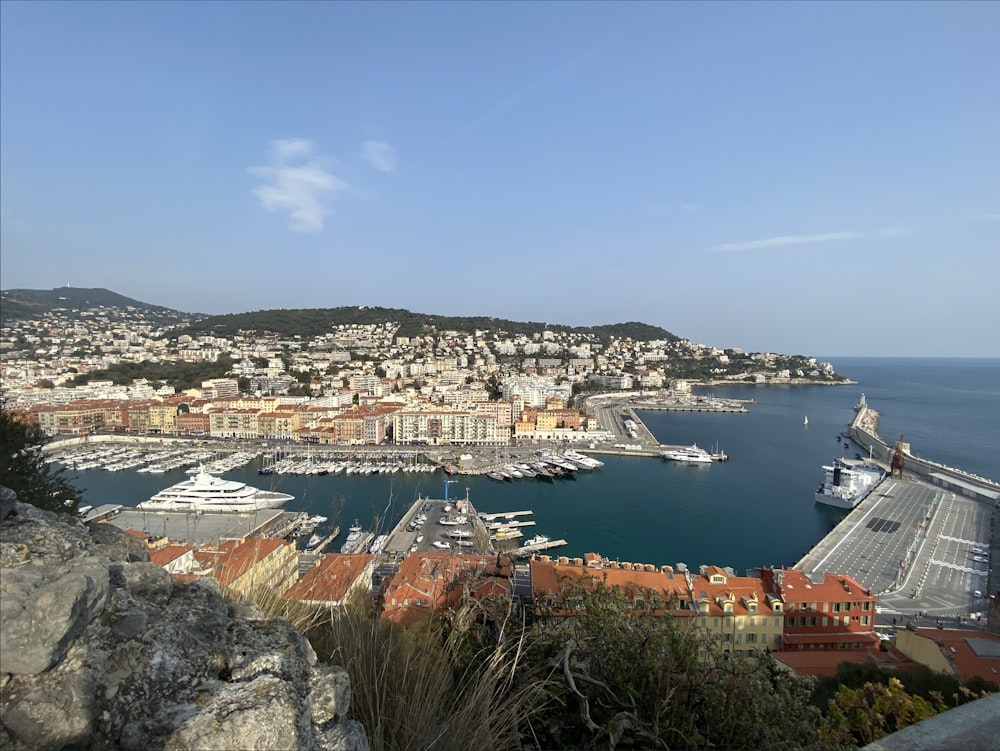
<box><xmin>796</xmin><ymin>474</ymin><xmax>993</xmax><ymax>620</ymax></box>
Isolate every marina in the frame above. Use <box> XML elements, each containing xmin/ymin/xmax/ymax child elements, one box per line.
<box><xmin>53</xmin><ymin>359</ymin><xmax>999</xmax><ymax>591</ymax></box>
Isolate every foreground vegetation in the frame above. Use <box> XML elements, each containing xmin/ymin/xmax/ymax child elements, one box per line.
<box><xmin>230</xmin><ymin>576</ymin><xmax>994</xmax><ymax>751</ymax></box>
<box><xmin>0</xmin><ymin>407</ymin><xmax>81</xmax><ymax>513</ymax></box>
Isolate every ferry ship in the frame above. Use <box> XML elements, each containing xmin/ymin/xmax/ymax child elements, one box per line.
<box><xmin>814</xmin><ymin>458</ymin><xmax>885</xmax><ymax>510</ymax></box>
<box><xmin>136</xmin><ymin>469</ymin><xmax>294</xmax><ymax>513</ymax></box>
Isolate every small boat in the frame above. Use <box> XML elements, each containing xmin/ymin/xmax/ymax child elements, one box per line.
<box><xmin>524</xmin><ymin>534</ymin><xmax>550</xmax><ymax>547</ymax></box>
<box><xmin>433</xmin><ymin>541</ymin><xmax>452</xmax><ymax>550</ymax></box>
<box><xmin>305</xmin><ymin>534</ymin><xmax>323</xmax><ymax>550</ymax></box>
<box><xmin>804</xmin><ymin>416</ymin><xmax>809</xmax><ymax>426</ymax></box>
<box><xmin>340</xmin><ymin>521</ymin><xmax>368</xmax><ymax>554</ymax></box>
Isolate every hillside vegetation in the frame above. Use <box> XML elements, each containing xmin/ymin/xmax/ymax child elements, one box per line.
<box><xmin>170</xmin><ymin>306</ymin><xmax>679</xmax><ymax>343</ymax></box>
<box><xmin>0</xmin><ymin>287</ymin><xmax>193</xmax><ymax>327</ymax></box>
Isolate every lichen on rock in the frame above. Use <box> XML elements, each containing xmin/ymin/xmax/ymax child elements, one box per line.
<box><xmin>0</xmin><ymin>490</ymin><xmax>370</xmax><ymax>751</ymax></box>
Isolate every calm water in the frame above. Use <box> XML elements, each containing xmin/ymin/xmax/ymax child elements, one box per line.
<box><xmin>68</xmin><ymin>358</ymin><xmax>1000</xmax><ymax>574</ymax></box>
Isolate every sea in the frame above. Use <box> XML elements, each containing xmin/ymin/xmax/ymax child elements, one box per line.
<box><xmin>66</xmin><ymin>358</ymin><xmax>1000</xmax><ymax>575</ymax></box>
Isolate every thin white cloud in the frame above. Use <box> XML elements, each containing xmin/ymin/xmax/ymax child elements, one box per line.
<box><xmin>708</xmin><ymin>231</ymin><xmax>860</xmax><ymax>253</ymax></box>
<box><xmin>361</xmin><ymin>141</ymin><xmax>397</xmax><ymax>173</ymax></box>
<box><xmin>249</xmin><ymin>139</ymin><xmax>347</xmax><ymax>233</ymax></box>
<box><xmin>706</xmin><ymin>225</ymin><xmax>912</xmax><ymax>253</ymax></box>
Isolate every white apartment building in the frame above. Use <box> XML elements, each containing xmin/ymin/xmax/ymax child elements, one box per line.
<box><xmin>391</xmin><ymin>408</ymin><xmax>507</xmax><ymax>446</ymax></box>
<box><xmin>501</xmin><ymin>375</ymin><xmax>572</xmax><ymax>409</ymax></box>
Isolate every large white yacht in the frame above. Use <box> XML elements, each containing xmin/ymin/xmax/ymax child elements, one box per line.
<box><xmin>661</xmin><ymin>444</ymin><xmax>713</xmax><ymax>464</ymax></box>
<box><xmin>136</xmin><ymin>469</ymin><xmax>294</xmax><ymax>513</ymax></box>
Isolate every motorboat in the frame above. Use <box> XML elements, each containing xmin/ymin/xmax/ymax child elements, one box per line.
<box><xmin>136</xmin><ymin>469</ymin><xmax>294</xmax><ymax>513</ymax></box>
<box><xmin>433</xmin><ymin>541</ymin><xmax>452</xmax><ymax>550</ymax></box>
<box><xmin>524</xmin><ymin>534</ymin><xmax>550</xmax><ymax>547</ymax></box>
<box><xmin>305</xmin><ymin>534</ymin><xmax>323</xmax><ymax>550</ymax></box>
<box><xmin>340</xmin><ymin>521</ymin><xmax>372</xmax><ymax>554</ymax></box>
<box><xmin>661</xmin><ymin>445</ymin><xmax>713</xmax><ymax>464</ymax></box>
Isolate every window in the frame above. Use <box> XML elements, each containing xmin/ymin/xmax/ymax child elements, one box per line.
<box><xmin>822</xmin><ymin>617</ymin><xmax>828</xmax><ymax>627</ymax></box>
<box><xmin>861</xmin><ymin>615</ymin><xmax>870</xmax><ymax>626</ymax></box>
<box><xmin>713</xmin><ymin>617</ymin><xmax>719</xmax><ymax>627</ymax></box>
<box><xmin>746</xmin><ymin>632</ymin><xmax>757</xmax><ymax>643</ymax></box>
<box><xmin>823</xmin><ymin>602</ymin><xmax>829</xmax><ymax>613</ymax></box>
<box><xmin>749</xmin><ymin>616</ymin><xmax>755</xmax><ymax>627</ymax></box>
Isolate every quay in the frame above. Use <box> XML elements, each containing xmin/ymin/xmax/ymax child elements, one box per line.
<box><xmin>98</xmin><ymin>506</ymin><xmax>289</xmax><ymax>546</ymax></box>
<box><xmin>629</xmin><ymin>404</ymin><xmax>747</xmax><ymax>413</ymax></box>
<box><xmin>795</xmin><ymin>398</ymin><xmax>998</xmax><ymax>623</ymax></box>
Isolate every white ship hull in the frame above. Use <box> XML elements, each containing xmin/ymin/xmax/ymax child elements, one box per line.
<box><xmin>137</xmin><ymin>469</ymin><xmax>293</xmax><ymax>513</ymax></box>
<box><xmin>814</xmin><ymin>459</ymin><xmax>885</xmax><ymax>510</ymax></box>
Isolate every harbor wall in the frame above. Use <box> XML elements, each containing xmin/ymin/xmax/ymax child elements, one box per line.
<box><xmin>848</xmin><ymin>405</ymin><xmax>1000</xmax><ymax>504</ymax></box>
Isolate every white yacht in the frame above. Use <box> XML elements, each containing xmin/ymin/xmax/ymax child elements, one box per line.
<box><xmin>661</xmin><ymin>445</ymin><xmax>713</xmax><ymax>464</ymax></box>
<box><xmin>136</xmin><ymin>470</ymin><xmax>294</xmax><ymax>513</ymax></box>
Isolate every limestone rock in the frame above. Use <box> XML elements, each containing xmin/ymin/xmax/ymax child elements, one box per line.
<box><xmin>0</xmin><ymin>490</ymin><xmax>370</xmax><ymax>751</ymax></box>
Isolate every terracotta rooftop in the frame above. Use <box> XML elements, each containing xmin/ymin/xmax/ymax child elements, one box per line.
<box><xmin>283</xmin><ymin>554</ymin><xmax>373</xmax><ymax>605</ymax></box>
<box><xmin>912</xmin><ymin>627</ymin><xmax>1000</xmax><ymax>687</ymax></box>
<box><xmin>149</xmin><ymin>543</ymin><xmax>194</xmax><ymax>567</ymax></box>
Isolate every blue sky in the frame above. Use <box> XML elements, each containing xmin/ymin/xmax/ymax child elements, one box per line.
<box><xmin>2</xmin><ymin>1</ymin><xmax>998</xmax><ymax>357</ymax></box>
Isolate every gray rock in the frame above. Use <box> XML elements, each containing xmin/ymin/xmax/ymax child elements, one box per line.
<box><xmin>120</xmin><ymin>561</ymin><xmax>173</xmax><ymax>606</ymax></box>
<box><xmin>86</xmin><ymin>521</ymin><xmax>151</xmax><ymax>563</ymax></box>
<box><xmin>0</xmin><ymin>487</ymin><xmax>16</xmax><ymax>523</ymax></box>
<box><xmin>316</xmin><ymin>721</ymin><xmax>372</xmax><ymax>751</ymax></box>
<box><xmin>309</xmin><ymin>665</ymin><xmax>352</xmax><ymax>727</ymax></box>
<box><xmin>0</xmin><ymin>497</ymin><xmax>370</xmax><ymax>751</ymax></box>
<box><xmin>0</xmin><ymin>556</ymin><xmax>109</xmax><ymax>674</ymax></box>
<box><xmin>163</xmin><ymin>676</ymin><xmax>303</xmax><ymax>751</ymax></box>
<box><xmin>0</xmin><ymin>642</ymin><xmax>97</xmax><ymax>751</ymax></box>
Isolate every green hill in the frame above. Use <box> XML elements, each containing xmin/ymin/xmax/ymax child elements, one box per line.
<box><xmin>170</xmin><ymin>307</ymin><xmax>680</xmax><ymax>343</ymax></box>
<box><xmin>0</xmin><ymin>287</ymin><xmax>194</xmax><ymax>327</ymax></box>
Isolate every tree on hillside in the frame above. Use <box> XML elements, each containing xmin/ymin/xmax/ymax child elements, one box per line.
<box><xmin>523</xmin><ymin>579</ymin><xmax>826</xmax><ymax>749</ymax></box>
<box><xmin>0</xmin><ymin>408</ymin><xmax>82</xmax><ymax>513</ymax></box>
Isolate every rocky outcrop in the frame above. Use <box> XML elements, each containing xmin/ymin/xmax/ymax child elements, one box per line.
<box><xmin>0</xmin><ymin>492</ymin><xmax>369</xmax><ymax>751</ymax></box>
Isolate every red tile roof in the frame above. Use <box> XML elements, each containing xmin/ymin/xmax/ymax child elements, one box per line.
<box><xmin>149</xmin><ymin>544</ymin><xmax>194</xmax><ymax>567</ymax></box>
<box><xmin>911</xmin><ymin>627</ymin><xmax>1000</xmax><ymax>687</ymax></box>
<box><xmin>283</xmin><ymin>554</ymin><xmax>373</xmax><ymax>605</ymax></box>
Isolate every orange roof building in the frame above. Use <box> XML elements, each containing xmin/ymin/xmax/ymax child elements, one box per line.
<box><xmin>759</xmin><ymin>568</ymin><xmax>879</xmax><ymax>651</ymax></box>
<box><xmin>282</xmin><ymin>554</ymin><xmax>374</xmax><ymax>608</ymax></box>
<box><xmin>381</xmin><ymin>552</ymin><xmax>512</xmax><ymax>627</ymax></box>
<box><xmin>194</xmin><ymin>537</ymin><xmax>298</xmax><ymax>597</ymax></box>
<box><xmin>528</xmin><ymin>557</ymin><xmax>783</xmax><ymax>653</ymax></box>
<box><xmin>895</xmin><ymin>627</ymin><xmax>1000</xmax><ymax>687</ymax></box>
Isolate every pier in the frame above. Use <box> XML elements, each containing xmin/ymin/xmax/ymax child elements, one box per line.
<box><xmin>513</xmin><ymin>538</ymin><xmax>568</xmax><ymax>556</ymax></box>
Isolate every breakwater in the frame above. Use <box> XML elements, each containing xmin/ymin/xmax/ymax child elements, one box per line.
<box><xmin>848</xmin><ymin>403</ymin><xmax>1000</xmax><ymax>505</ymax></box>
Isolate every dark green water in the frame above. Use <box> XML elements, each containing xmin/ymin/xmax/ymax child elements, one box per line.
<box><xmin>68</xmin><ymin>358</ymin><xmax>1000</xmax><ymax>573</ymax></box>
